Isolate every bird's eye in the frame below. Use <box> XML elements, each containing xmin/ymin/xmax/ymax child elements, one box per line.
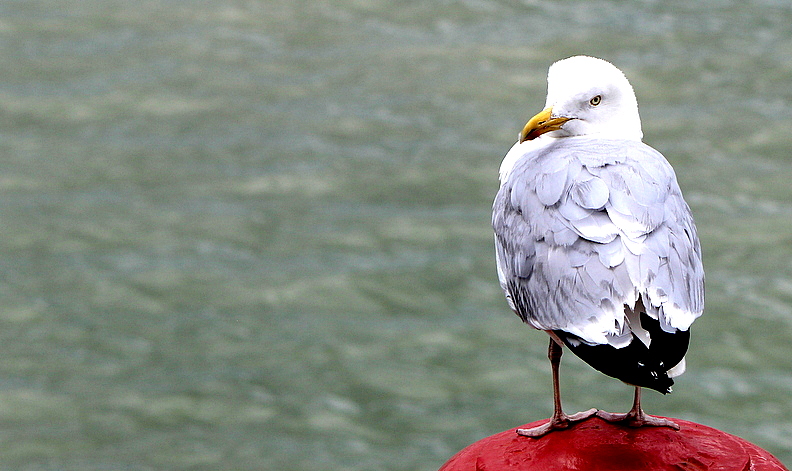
<box><xmin>589</xmin><ymin>95</ymin><xmax>602</xmax><ymax>106</ymax></box>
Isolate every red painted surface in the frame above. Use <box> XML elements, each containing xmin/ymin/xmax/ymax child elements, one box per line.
<box><xmin>439</xmin><ymin>417</ymin><xmax>788</xmax><ymax>470</ymax></box>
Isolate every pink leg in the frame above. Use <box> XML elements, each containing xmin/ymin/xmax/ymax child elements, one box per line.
<box><xmin>517</xmin><ymin>337</ymin><xmax>597</xmax><ymax>437</ymax></box>
<box><xmin>596</xmin><ymin>387</ymin><xmax>679</xmax><ymax>429</ymax></box>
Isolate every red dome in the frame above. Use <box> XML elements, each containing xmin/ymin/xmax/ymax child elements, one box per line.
<box><xmin>439</xmin><ymin>417</ymin><xmax>787</xmax><ymax>471</ymax></box>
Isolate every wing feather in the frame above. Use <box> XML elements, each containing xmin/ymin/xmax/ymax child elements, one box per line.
<box><xmin>493</xmin><ymin>138</ymin><xmax>704</xmax><ymax>346</ymax></box>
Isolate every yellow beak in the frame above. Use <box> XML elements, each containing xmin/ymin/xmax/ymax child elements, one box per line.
<box><xmin>518</xmin><ymin>107</ymin><xmax>573</xmax><ymax>143</ymax></box>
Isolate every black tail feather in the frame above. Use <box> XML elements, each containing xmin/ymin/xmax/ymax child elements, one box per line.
<box><xmin>553</xmin><ymin>312</ymin><xmax>690</xmax><ymax>394</ymax></box>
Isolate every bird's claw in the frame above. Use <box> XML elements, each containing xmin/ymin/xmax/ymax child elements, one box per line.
<box><xmin>516</xmin><ymin>408</ymin><xmax>598</xmax><ymax>438</ymax></box>
<box><xmin>595</xmin><ymin>409</ymin><xmax>679</xmax><ymax>430</ymax></box>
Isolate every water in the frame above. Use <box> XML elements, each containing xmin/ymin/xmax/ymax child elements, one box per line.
<box><xmin>2</xmin><ymin>0</ymin><xmax>792</xmax><ymax>469</ymax></box>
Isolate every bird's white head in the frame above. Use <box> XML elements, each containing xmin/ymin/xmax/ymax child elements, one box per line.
<box><xmin>519</xmin><ymin>56</ymin><xmax>643</xmax><ymax>143</ymax></box>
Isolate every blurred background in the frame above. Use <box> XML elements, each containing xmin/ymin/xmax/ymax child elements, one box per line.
<box><xmin>2</xmin><ymin>0</ymin><xmax>792</xmax><ymax>469</ymax></box>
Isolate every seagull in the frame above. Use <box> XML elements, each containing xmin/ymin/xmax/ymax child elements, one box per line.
<box><xmin>492</xmin><ymin>56</ymin><xmax>704</xmax><ymax>437</ymax></box>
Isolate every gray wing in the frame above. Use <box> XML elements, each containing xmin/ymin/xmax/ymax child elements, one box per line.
<box><xmin>493</xmin><ymin>138</ymin><xmax>704</xmax><ymax>347</ymax></box>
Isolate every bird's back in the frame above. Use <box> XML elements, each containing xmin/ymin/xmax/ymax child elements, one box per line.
<box><xmin>493</xmin><ymin>136</ymin><xmax>704</xmax><ymax>392</ymax></box>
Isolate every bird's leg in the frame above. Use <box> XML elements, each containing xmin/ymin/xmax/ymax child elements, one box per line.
<box><xmin>596</xmin><ymin>387</ymin><xmax>679</xmax><ymax>429</ymax></box>
<box><xmin>517</xmin><ymin>337</ymin><xmax>597</xmax><ymax>437</ymax></box>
